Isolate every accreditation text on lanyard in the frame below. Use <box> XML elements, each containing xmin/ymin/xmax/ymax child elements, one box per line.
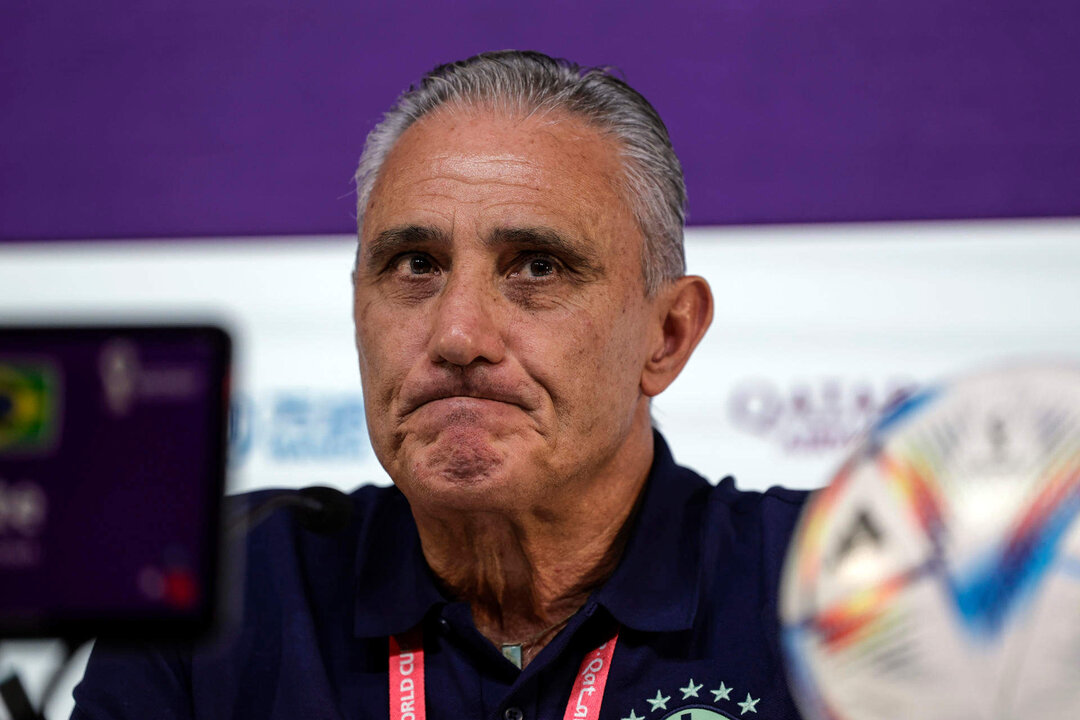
<box><xmin>389</xmin><ymin>627</ymin><xmax>620</xmax><ymax>720</ymax></box>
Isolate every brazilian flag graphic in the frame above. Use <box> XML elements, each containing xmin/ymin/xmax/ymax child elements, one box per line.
<box><xmin>0</xmin><ymin>361</ymin><xmax>61</xmax><ymax>454</ymax></box>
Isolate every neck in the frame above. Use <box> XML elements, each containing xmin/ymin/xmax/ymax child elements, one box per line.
<box><xmin>411</xmin><ymin>428</ymin><xmax>653</xmax><ymax>667</ymax></box>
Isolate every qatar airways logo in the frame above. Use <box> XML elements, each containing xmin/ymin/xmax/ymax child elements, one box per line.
<box><xmin>727</xmin><ymin>376</ymin><xmax>917</xmax><ymax>453</ymax></box>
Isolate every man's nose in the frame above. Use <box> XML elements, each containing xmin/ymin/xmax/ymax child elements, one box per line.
<box><xmin>427</xmin><ymin>273</ymin><xmax>506</xmax><ymax>367</ymax></box>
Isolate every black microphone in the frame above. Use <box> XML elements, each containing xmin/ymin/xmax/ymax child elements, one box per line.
<box><xmin>291</xmin><ymin>486</ymin><xmax>354</xmax><ymax>534</ymax></box>
<box><xmin>229</xmin><ymin>486</ymin><xmax>354</xmax><ymax>536</ymax></box>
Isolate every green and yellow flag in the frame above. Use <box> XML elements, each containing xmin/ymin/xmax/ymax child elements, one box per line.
<box><xmin>0</xmin><ymin>361</ymin><xmax>61</xmax><ymax>453</ymax></box>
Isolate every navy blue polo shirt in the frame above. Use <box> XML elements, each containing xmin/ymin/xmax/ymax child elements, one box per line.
<box><xmin>73</xmin><ymin>432</ymin><xmax>809</xmax><ymax>720</ymax></box>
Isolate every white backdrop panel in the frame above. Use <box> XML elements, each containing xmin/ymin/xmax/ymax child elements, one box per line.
<box><xmin>2</xmin><ymin>219</ymin><xmax>1078</xmax><ymax>496</ymax></box>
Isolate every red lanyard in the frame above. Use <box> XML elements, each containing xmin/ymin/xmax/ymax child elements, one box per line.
<box><xmin>389</xmin><ymin>630</ymin><xmax>427</xmax><ymax>720</ymax></box>
<box><xmin>389</xmin><ymin>626</ymin><xmax>619</xmax><ymax>720</ymax></box>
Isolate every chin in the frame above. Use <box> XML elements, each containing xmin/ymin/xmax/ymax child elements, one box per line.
<box><xmin>428</xmin><ymin>428</ymin><xmax>503</xmax><ymax>481</ymax></box>
<box><xmin>396</xmin><ymin>430</ymin><xmax>532</xmax><ymax>511</ymax></box>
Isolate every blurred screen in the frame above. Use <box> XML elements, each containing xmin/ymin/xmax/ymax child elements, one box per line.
<box><xmin>0</xmin><ymin>326</ymin><xmax>229</xmax><ymax>639</ymax></box>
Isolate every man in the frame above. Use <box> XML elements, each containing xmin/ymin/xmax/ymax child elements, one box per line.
<box><xmin>74</xmin><ymin>51</ymin><xmax>808</xmax><ymax>720</ymax></box>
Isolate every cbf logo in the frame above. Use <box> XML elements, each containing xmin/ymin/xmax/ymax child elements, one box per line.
<box><xmin>620</xmin><ymin>679</ymin><xmax>763</xmax><ymax>720</ymax></box>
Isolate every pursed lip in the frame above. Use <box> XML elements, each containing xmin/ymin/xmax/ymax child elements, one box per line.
<box><xmin>399</xmin><ymin>379</ymin><xmax>534</xmax><ymax>418</ymax></box>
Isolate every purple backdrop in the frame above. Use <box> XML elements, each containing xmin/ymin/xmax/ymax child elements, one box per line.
<box><xmin>2</xmin><ymin>1</ymin><xmax>1078</xmax><ymax>241</ymax></box>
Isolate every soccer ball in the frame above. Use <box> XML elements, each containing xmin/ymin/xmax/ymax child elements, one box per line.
<box><xmin>780</xmin><ymin>365</ymin><xmax>1080</xmax><ymax>720</ymax></box>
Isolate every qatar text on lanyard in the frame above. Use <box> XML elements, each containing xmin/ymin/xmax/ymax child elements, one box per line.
<box><xmin>389</xmin><ymin>627</ymin><xmax>620</xmax><ymax>720</ymax></box>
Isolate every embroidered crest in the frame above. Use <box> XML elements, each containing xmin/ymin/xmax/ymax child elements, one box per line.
<box><xmin>657</xmin><ymin>709</ymin><xmax>732</xmax><ymax>720</ymax></box>
<box><xmin>619</xmin><ymin>678</ymin><xmax>762</xmax><ymax>720</ymax></box>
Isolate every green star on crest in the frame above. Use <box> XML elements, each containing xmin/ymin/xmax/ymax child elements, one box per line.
<box><xmin>737</xmin><ymin>694</ymin><xmax>759</xmax><ymax>715</ymax></box>
<box><xmin>710</xmin><ymin>682</ymin><xmax>732</xmax><ymax>702</ymax></box>
<box><xmin>646</xmin><ymin>690</ymin><xmax>671</xmax><ymax>712</ymax></box>
<box><xmin>679</xmin><ymin>679</ymin><xmax>703</xmax><ymax>699</ymax></box>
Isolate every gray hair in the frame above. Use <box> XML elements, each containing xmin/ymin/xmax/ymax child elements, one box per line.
<box><xmin>354</xmin><ymin>50</ymin><xmax>687</xmax><ymax>294</ymax></box>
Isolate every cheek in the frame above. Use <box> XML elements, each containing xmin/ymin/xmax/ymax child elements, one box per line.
<box><xmin>597</xmin><ymin>309</ymin><xmax>649</xmax><ymax>392</ymax></box>
<box><xmin>354</xmin><ymin>296</ymin><xmax>419</xmax><ymax>404</ymax></box>
<box><xmin>592</xmin><ymin>293</ymin><xmax>653</xmax><ymax>394</ymax></box>
<box><xmin>353</xmin><ymin>299</ymin><xmax>379</xmax><ymax>382</ymax></box>
<box><xmin>514</xmin><ymin>294</ymin><xmax>647</xmax><ymax>423</ymax></box>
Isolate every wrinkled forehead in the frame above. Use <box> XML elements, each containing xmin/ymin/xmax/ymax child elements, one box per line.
<box><xmin>360</xmin><ymin>105</ymin><xmax>642</xmax><ymax>258</ymax></box>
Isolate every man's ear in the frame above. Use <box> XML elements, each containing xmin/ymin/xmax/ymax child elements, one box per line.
<box><xmin>641</xmin><ymin>275</ymin><xmax>714</xmax><ymax>397</ymax></box>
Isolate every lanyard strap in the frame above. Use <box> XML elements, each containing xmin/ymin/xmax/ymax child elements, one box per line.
<box><xmin>389</xmin><ymin>625</ymin><xmax>620</xmax><ymax>720</ymax></box>
<box><xmin>561</xmin><ymin>632</ymin><xmax>618</xmax><ymax>720</ymax></box>
<box><xmin>389</xmin><ymin>629</ymin><xmax>426</xmax><ymax>720</ymax></box>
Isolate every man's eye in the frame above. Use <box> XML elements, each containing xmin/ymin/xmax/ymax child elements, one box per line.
<box><xmin>521</xmin><ymin>256</ymin><xmax>556</xmax><ymax>278</ymax></box>
<box><xmin>393</xmin><ymin>254</ymin><xmax>436</xmax><ymax>275</ymax></box>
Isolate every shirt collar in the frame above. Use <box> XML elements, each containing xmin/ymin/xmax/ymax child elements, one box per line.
<box><xmin>352</xmin><ymin>429</ymin><xmax>708</xmax><ymax>637</ymax></box>
<box><xmin>352</xmin><ymin>488</ymin><xmax>445</xmax><ymax>638</ymax></box>
<box><xmin>591</xmin><ymin>430</ymin><xmax>709</xmax><ymax>633</ymax></box>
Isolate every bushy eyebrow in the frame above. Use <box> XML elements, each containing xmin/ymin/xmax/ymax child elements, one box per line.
<box><xmin>362</xmin><ymin>225</ymin><xmax>449</xmax><ymax>269</ymax></box>
<box><xmin>486</xmin><ymin>227</ymin><xmax>603</xmax><ymax>277</ymax></box>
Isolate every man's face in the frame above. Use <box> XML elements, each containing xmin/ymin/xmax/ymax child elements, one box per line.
<box><xmin>353</xmin><ymin>107</ymin><xmax>662</xmax><ymax>513</ymax></box>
